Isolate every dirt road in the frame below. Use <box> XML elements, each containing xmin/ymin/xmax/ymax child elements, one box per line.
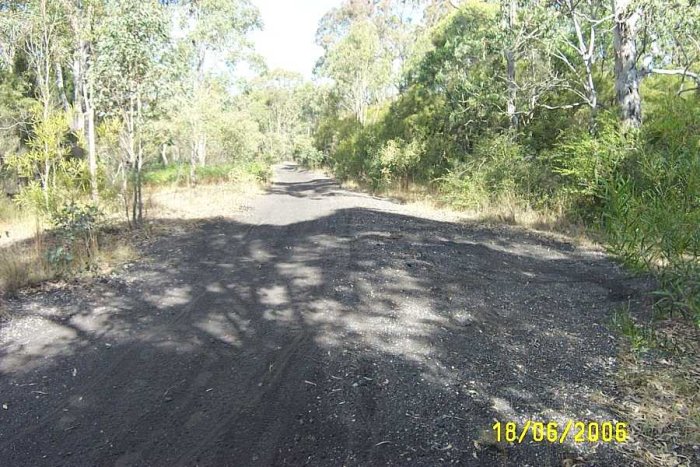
<box><xmin>0</xmin><ymin>163</ymin><xmax>640</xmax><ymax>466</ymax></box>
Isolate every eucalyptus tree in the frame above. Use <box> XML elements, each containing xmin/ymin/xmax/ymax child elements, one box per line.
<box><xmin>316</xmin><ymin>0</ymin><xmax>422</xmax><ymax>122</ymax></box>
<box><xmin>0</xmin><ymin>1</ymin><xmax>30</xmax><ymax>70</ymax></box>
<box><xmin>611</xmin><ymin>0</ymin><xmax>642</xmax><ymax>128</ymax></box>
<box><xmin>167</xmin><ymin>0</ymin><xmax>260</xmax><ymax>182</ymax></box>
<box><xmin>637</xmin><ymin>0</ymin><xmax>700</xmax><ymax>94</ymax></box>
<box><xmin>548</xmin><ymin>0</ymin><xmax>612</xmax><ymax>129</ymax></box>
<box><xmin>241</xmin><ymin>69</ymin><xmax>313</xmax><ymax>159</ymax></box>
<box><xmin>318</xmin><ymin>19</ymin><xmax>392</xmax><ymax>124</ymax></box>
<box><xmin>57</xmin><ymin>0</ymin><xmax>106</xmax><ymax>201</ymax></box>
<box><xmin>6</xmin><ymin>0</ymin><xmax>71</xmax><ymax>208</ymax></box>
<box><xmin>93</xmin><ymin>0</ymin><xmax>169</xmax><ymax>224</ymax></box>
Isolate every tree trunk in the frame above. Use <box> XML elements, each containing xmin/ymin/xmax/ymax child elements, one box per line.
<box><xmin>191</xmin><ymin>47</ymin><xmax>208</xmax><ymax>171</ymax></box>
<box><xmin>86</xmin><ymin>105</ymin><xmax>97</xmax><ymax>201</ymax></box>
<box><xmin>197</xmin><ymin>133</ymin><xmax>207</xmax><ymax>166</ymax></box>
<box><xmin>121</xmin><ymin>163</ymin><xmax>130</xmax><ymax>228</ymax></box>
<box><xmin>504</xmin><ymin>0</ymin><xmax>517</xmax><ymax>128</ymax></box>
<box><xmin>189</xmin><ymin>138</ymin><xmax>197</xmax><ymax>187</ymax></box>
<box><xmin>505</xmin><ymin>50</ymin><xmax>517</xmax><ymax>128</ymax></box>
<box><xmin>72</xmin><ymin>55</ymin><xmax>83</xmax><ymax>131</ymax></box>
<box><xmin>612</xmin><ymin>0</ymin><xmax>642</xmax><ymax>129</ymax></box>
<box><xmin>83</xmin><ymin>78</ymin><xmax>98</xmax><ymax>202</ymax></box>
<box><xmin>135</xmin><ymin>94</ymin><xmax>143</xmax><ymax>224</ymax></box>
<box><xmin>161</xmin><ymin>144</ymin><xmax>169</xmax><ymax>165</ymax></box>
<box><xmin>55</xmin><ymin>61</ymin><xmax>69</xmax><ymax>112</ymax></box>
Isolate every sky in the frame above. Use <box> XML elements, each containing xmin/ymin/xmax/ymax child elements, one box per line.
<box><xmin>250</xmin><ymin>0</ymin><xmax>342</xmax><ymax>79</ymax></box>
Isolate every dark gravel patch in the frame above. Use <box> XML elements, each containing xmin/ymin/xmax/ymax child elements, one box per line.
<box><xmin>0</xmin><ymin>164</ymin><xmax>648</xmax><ymax>466</ymax></box>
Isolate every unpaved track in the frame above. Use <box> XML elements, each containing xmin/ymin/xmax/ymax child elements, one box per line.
<box><xmin>0</xmin><ymin>164</ymin><xmax>641</xmax><ymax>466</ymax></box>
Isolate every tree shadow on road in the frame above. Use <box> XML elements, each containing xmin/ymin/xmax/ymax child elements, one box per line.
<box><xmin>0</xmin><ymin>178</ymin><xmax>642</xmax><ymax>466</ymax></box>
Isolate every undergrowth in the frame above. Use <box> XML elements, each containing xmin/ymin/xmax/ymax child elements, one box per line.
<box><xmin>143</xmin><ymin>161</ymin><xmax>272</xmax><ymax>187</ymax></box>
<box><xmin>610</xmin><ymin>305</ymin><xmax>699</xmax><ymax>466</ymax></box>
<box><xmin>0</xmin><ymin>201</ymin><xmax>136</xmax><ymax>298</ymax></box>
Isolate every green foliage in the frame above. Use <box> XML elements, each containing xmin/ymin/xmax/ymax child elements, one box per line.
<box><xmin>655</xmin><ymin>262</ymin><xmax>700</xmax><ymax>327</ymax></box>
<box><xmin>231</xmin><ymin>160</ymin><xmax>271</xmax><ymax>184</ymax></box>
<box><xmin>600</xmin><ymin>96</ymin><xmax>700</xmax><ymax>323</ymax></box>
<box><xmin>440</xmin><ymin>133</ymin><xmax>534</xmax><ymax>210</ymax></box>
<box><xmin>318</xmin><ymin>19</ymin><xmax>392</xmax><ymax>123</ymax></box>
<box><xmin>143</xmin><ymin>161</ymin><xmax>271</xmax><ymax>186</ymax></box>
<box><xmin>176</xmin><ymin>0</ymin><xmax>261</xmax><ymax>59</ymax></box>
<box><xmin>374</xmin><ymin>138</ymin><xmax>422</xmax><ymax>188</ymax></box>
<box><xmin>4</xmin><ymin>109</ymin><xmax>93</xmax><ymax>215</ymax></box>
<box><xmin>546</xmin><ymin>113</ymin><xmax>631</xmax><ymax>215</ymax></box>
<box><xmin>611</xmin><ymin>305</ymin><xmax>656</xmax><ymax>351</ymax></box>
<box><xmin>293</xmin><ymin>136</ymin><xmax>325</xmax><ymax>168</ymax></box>
<box><xmin>93</xmin><ymin>0</ymin><xmax>169</xmax><ymax>112</ymax></box>
<box><xmin>48</xmin><ymin>201</ymin><xmax>102</xmax><ymax>274</ymax></box>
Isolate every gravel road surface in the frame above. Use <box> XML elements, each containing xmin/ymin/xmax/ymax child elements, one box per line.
<box><xmin>0</xmin><ymin>163</ymin><xmax>642</xmax><ymax>466</ymax></box>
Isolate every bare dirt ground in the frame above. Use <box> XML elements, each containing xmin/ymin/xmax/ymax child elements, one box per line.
<box><xmin>0</xmin><ymin>163</ymin><xmax>648</xmax><ymax>466</ymax></box>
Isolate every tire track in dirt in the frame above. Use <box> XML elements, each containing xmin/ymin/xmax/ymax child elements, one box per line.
<box><xmin>0</xmin><ymin>163</ymin><xmax>641</xmax><ymax>466</ymax></box>
<box><xmin>0</xmin><ymin>221</ymin><xmax>263</xmax><ymax>451</ymax></box>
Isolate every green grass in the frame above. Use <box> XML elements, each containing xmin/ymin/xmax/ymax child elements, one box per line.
<box><xmin>143</xmin><ymin>161</ymin><xmax>272</xmax><ymax>187</ymax></box>
<box><xmin>611</xmin><ymin>304</ymin><xmax>657</xmax><ymax>351</ymax></box>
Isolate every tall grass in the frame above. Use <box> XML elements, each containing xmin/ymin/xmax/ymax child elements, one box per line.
<box><xmin>143</xmin><ymin>161</ymin><xmax>272</xmax><ymax>187</ymax></box>
<box><xmin>0</xmin><ymin>195</ymin><xmax>21</xmax><ymax>223</ymax></box>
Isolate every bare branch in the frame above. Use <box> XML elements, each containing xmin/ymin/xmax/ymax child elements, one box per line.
<box><xmin>643</xmin><ymin>68</ymin><xmax>700</xmax><ymax>84</ymax></box>
<box><xmin>677</xmin><ymin>86</ymin><xmax>699</xmax><ymax>95</ymax></box>
<box><xmin>539</xmin><ymin>102</ymin><xmax>588</xmax><ymax>110</ymax></box>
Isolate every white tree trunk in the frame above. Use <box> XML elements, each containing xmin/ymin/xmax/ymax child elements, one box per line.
<box><xmin>612</xmin><ymin>0</ymin><xmax>642</xmax><ymax>129</ymax></box>
<box><xmin>83</xmin><ymin>71</ymin><xmax>98</xmax><ymax>202</ymax></box>
<box><xmin>86</xmin><ymin>105</ymin><xmax>97</xmax><ymax>201</ymax></box>
<box><xmin>55</xmin><ymin>60</ymin><xmax>69</xmax><ymax>112</ymax></box>
<box><xmin>504</xmin><ymin>0</ymin><xmax>518</xmax><ymax>128</ymax></box>
<box><xmin>197</xmin><ymin>133</ymin><xmax>207</xmax><ymax>166</ymax></box>
<box><xmin>189</xmin><ymin>133</ymin><xmax>197</xmax><ymax>186</ymax></box>
<box><xmin>161</xmin><ymin>144</ymin><xmax>169</xmax><ymax>165</ymax></box>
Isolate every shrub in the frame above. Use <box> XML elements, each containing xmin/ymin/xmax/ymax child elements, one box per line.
<box><xmin>546</xmin><ymin>114</ymin><xmax>632</xmax><ymax>216</ymax></box>
<box><xmin>143</xmin><ymin>161</ymin><xmax>272</xmax><ymax>187</ymax></box>
<box><xmin>374</xmin><ymin>138</ymin><xmax>423</xmax><ymax>188</ymax></box>
<box><xmin>599</xmin><ymin>97</ymin><xmax>700</xmax><ymax>323</ymax></box>
<box><xmin>294</xmin><ymin>137</ymin><xmax>325</xmax><ymax>168</ymax></box>
<box><xmin>439</xmin><ymin>133</ymin><xmax>533</xmax><ymax>209</ymax></box>
<box><xmin>48</xmin><ymin>201</ymin><xmax>102</xmax><ymax>274</ymax></box>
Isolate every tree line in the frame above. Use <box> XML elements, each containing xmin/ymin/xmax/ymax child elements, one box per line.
<box><xmin>0</xmin><ymin>0</ymin><xmax>317</xmax><ymax>226</ymax></box>
<box><xmin>308</xmin><ymin>0</ymin><xmax>699</xmax><ymax>324</ymax></box>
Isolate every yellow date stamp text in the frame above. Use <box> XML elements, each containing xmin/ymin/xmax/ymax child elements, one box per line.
<box><xmin>492</xmin><ymin>420</ymin><xmax>628</xmax><ymax>444</ymax></box>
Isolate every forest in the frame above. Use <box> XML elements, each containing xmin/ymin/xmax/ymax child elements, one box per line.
<box><xmin>310</xmin><ymin>0</ymin><xmax>699</xmax><ymax>327</ymax></box>
<box><xmin>0</xmin><ymin>1</ymin><xmax>698</xmax><ymax>466</ymax></box>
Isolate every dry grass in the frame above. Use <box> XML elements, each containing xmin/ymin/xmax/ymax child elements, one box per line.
<box><xmin>145</xmin><ymin>181</ymin><xmax>264</xmax><ymax>220</ymax></box>
<box><xmin>339</xmin><ymin>179</ymin><xmax>596</xmax><ymax>247</ymax></box>
<box><xmin>0</xmin><ymin>231</ymin><xmax>138</xmax><ymax>299</ymax></box>
<box><xmin>611</xmin><ymin>320</ymin><xmax>700</xmax><ymax>466</ymax></box>
<box><xmin>0</xmin><ymin>216</ymin><xmax>138</xmax><ymax>299</ymax></box>
<box><xmin>0</xmin><ymin>179</ymin><xmax>265</xmax><ymax>301</ymax></box>
<box><xmin>0</xmin><ymin>214</ymin><xmax>45</xmax><ymax>249</ymax></box>
<box><xmin>0</xmin><ymin>236</ymin><xmax>53</xmax><ymax>297</ymax></box>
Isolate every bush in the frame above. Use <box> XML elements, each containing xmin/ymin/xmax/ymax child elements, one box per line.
<box><xmin>293</xmin><ymin>136</ymin><xmax>325</xmax><ymax>168</ymax></box>
<box><xmin>374</xmin><ymin>138</ymin><xmax>423</xmax><ymax>188</ymax></box>
<box><xmin>439</xmin><ymin>133</ymin><xmax>533</xmax><ymax>209</ymax></box>
<box><xmin>144</xmin><ymin>161</ymin><xmax>272</xmax><ymax>187</ymax></box>
<box><xmin>545</xmin><ymin>114</ymin><xmax>631</xmax><ymax>216</ymax></box>
<box><xmin>48</xmin><ymin>201</ymin><xmax>102</xmax><ymax>274</ymax></box>
<box><xmin>601</xmin><ymin>97</ymin><xmax>700</xmax><ymax>323</ymax></box>
<box><xmin>228</xmin><ymin>161</ymin><xmax>272</xmax><ymax>184</ymax></box>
